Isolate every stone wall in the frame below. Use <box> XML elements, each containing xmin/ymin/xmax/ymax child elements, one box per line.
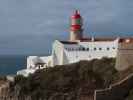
<box><xmin>94</xmin><ymin>73</ymin><xmax>133</xmax><ymax>100</ymax></box>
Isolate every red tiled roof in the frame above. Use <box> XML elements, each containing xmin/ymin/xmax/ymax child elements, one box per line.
<box><xmin>79</xmin><ymin>38</ymin><xmax>92</xmax><ymax>42</ymax></box>
<box><xmin>59</xmin><ymin>37</ymin><xmax>117</xmax><ymax>45</ymax></box>
<box><xmin>80</xmin><ymin>37</ymin><xmax>116</xmax><ymax>42</ymax></box>
<box><xmin>119</xmin><ymin>38</ymin><xmax>133</xmax><ymax>43</ymax></box>
<box><xmin>94</xmin><ymin>38</ymin><xmax>116</xmax><ymax>41</ymax></box>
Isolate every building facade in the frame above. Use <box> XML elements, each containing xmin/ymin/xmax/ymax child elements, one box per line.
<box><xmin>52</xmin><ymin>39</ymin><xmax>118</xmax><ymax>66</ymax></box>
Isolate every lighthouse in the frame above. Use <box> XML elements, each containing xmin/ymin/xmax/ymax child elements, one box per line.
<box><xmin>70</xmin><ymin>10</ymin><xmax>83</xmax><ymax>41</ymax></box>
<box><xmin>17</xmin><ymin>10</ymin><xmax>121</xmax><ymax>77</ymax></box>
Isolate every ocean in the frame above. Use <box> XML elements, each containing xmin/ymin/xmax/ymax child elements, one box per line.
<box><xmin>0</xmin><ymin>55</ymin><xmax>27</xmax><ymax>75</ymax></box>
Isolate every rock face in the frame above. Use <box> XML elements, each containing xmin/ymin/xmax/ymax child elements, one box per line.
<box><xmin>0</xmin><ymin>80</ymin><xmax>31</xmax><ymax>100</ymax></box>
<box><xmin>10</xmin><ymin>58</ymin><xmax>117</xmax><ymax>100</ymax></box>
<box><xmin>0</xmin><ymin>80</ymin><xmax>10</xmax><ymax>100</ymax></box>
<box><xmin>0</xmin><ymin>58</ymin><xmax>116</xmax><ymax>100</ymax></box>
<box><xmin>116</xmin><ymin>41</ymin><xmax>133</xmax><ymax>71</ymax></box>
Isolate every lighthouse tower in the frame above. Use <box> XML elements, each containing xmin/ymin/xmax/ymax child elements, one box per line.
<box><xmin>70</xmin><ymin>10</ymin><xmax>83</xmax><ymax>41</ymax></box>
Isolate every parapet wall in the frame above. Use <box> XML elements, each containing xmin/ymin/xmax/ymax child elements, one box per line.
<box><xmin>94</xmin><ymin>73</ymin><xmax>133</xmax><ymax>100</ymax></box>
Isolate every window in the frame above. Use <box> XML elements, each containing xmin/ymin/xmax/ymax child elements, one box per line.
<box><xmin>107</xmin><ymin>47</ymin><xmax>110</xmax><ymax>50</ymax></box>
<box><xmin>94</xmin><ymin>48</ymin><xmax>97</xmax><ymax>51</ymax></box>
<box><xmin>99</xmin><ymin>48</ymin><xmax>102</xmax><ymax>50</ymax></box>
<box><xmin>86</xmin><ymin>48</ymin><xmax>89</xmax><ymax>51</ymax></box>
<box><xmin>71</xmin><ymin>48</ymin><xmax>74</xmax><ymax>51</ymax></box>
<box><xmin>82</xmin><ymin>47</ymin><xmax>85</xmax><ymax>51</ymax></box>
<box><xmin>68</xmin><ymin>48</ymin><xmax>71</xmax><ymax>51</ymax></box>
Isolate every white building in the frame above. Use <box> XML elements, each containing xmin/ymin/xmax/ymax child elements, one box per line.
<box><xmin>52</xmin><ymin>39</ymin><xmax>118</xmax><ymax>66</ymax></box>
<box><xmin>17</xmin><ymin>10</ymin><xmax>122</xmax><ymax>77</ymax></box>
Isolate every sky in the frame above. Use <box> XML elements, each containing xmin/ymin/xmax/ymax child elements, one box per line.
<box><xmin>0</xmin><ymin>0</ymin><xmax>133</xmax><ymax>55</ymax></box>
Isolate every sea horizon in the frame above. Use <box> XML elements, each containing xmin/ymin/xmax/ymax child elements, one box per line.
<box><xmin>0</xmin><ymin>54</ymin><xmax>48</xmax><ymax>75</ymax></box>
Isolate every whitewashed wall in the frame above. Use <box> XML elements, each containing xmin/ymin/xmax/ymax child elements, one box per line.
<box><xmin>53</xmin><ymin>39</ymin><xmax>118</xmax><ymax>65</ymax></box>
<box><xmin>26</xmin><ymin>39</ymin><xmax>118</xmax><ymax>68</ymax></box>
<box><xmin>52</xmin><ymin>40</ymin><xmax>64</xmax><ymax>66</ymax></box>
<box><xmin>27</xmin><ymin>56</ymin><xmax>52</xmax><ymax>69</ymax></box>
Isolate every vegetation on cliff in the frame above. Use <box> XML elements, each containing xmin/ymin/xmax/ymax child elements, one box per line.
<box><xmin>9</xmin><ymin>57</ymin><xmax>119</xmax><ymax>100</ymax></box>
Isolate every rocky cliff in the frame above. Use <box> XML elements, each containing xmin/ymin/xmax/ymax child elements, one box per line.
<box><xmin>0</xmin><ymin>58</ymin><xmax>116</xmax><ymax>100</ymax></box>
<box><xmin>0</xmin><ymin>76</ymin><xmax>32</xmax><ymax>100</ymax></box>
<box><xmin>0</xmin><ymin>58</ymin><xmax>133</xmax><ymax>100</ymax></box>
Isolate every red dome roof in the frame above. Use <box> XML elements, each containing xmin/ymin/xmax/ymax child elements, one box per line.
<box><xmin>71</xmin><ymin>10</ymin><xmax>81</xmax><ymax>19</ymax></box>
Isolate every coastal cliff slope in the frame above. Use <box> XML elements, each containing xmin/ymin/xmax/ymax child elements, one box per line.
<box><xmin>0</xmin><ymin>58</ymin><xmax>133</xmax><ymax>100</ymax></box>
